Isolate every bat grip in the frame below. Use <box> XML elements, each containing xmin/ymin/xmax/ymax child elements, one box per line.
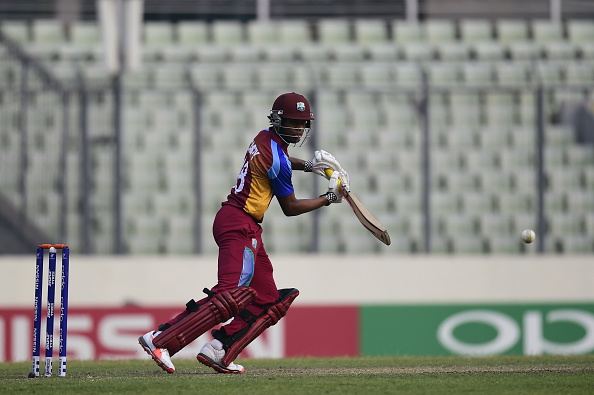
<box><xmin>324</xmin><ymin>168</ymin><xmax>341</xmax><ymax>187</ymax></box>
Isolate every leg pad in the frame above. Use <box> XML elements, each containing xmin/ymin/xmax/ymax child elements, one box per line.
<box><xmin>153</xmin><ymin>286</ymin><xmax>257</xmax><ymax>356</ymax></box>
<box><xmin>219</xmin><ymin>288</ymin><xmax>299</xmax><ymax>366</ymax></box>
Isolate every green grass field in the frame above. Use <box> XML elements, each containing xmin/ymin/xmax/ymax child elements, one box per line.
<box><xmin>1</xmin><ymin>356</ymin><xmax>592</xmax><ymax>394</ymax></box>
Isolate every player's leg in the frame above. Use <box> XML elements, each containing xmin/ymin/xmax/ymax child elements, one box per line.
<box><xmin>139</xmin><ymin>208</ymin><xmax>261</xmax><ymax>373</ymax></box>
<box><xmin>138</xmin><ymin>286</ymin><xmax>257</xmax><ymax>373</ymax></box>
<box><xmin>198</xmin><ymin>241</ymin><xmax>298</xmax><ymax>373</ymax></box>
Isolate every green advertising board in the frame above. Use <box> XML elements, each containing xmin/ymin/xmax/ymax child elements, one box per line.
<box><xmin>361</xmin><ymin>303</ymin><xmax>594</xmax><ymax>356</ymax></box>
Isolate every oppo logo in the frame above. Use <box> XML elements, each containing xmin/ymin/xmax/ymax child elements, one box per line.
<box><xmin>437</xmin><ymin>309</ymin><xmax>594</xmax><ymax>356</ymax></box>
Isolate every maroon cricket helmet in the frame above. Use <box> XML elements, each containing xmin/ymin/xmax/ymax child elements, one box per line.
<box><xmin>270</xmin><ymin>92</ymin><xmax>315</xmax><ymax>121</ymax></box>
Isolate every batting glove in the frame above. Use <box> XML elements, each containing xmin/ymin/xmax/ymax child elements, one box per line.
<box><xmin>320</xmin><ymin>171</ymin><xmax>342</xmax><ymax>204</ymax></box>
<box><xmin>311</xmin><ymin>150</ymin><xmax>343</xmax><ymax>179</ymax></box>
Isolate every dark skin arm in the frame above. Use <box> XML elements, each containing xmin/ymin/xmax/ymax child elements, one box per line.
<box><xmin>289</xmin><ymin>156</ymin><xmax>306</xmax><ymax>171</ymax></box>
<box><xmin>277</xmin><ymin>192</ymin><xmax>328</xmax><ymax>217</ymax></box>
<box><xmin>281</xmin><ymin>156</ymin><xmax>327</xmax><ymax>215</ymax></box>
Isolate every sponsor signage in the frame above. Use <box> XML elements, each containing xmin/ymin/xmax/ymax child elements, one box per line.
<box><xmin>361</xmin><ymin>304</ymin><xmax>594</xmax><ymax>356</ymax></box>
<box><xmin>0</xmin><ymin>306</ymin><xmax>359</xmax><ymax>362</ymax></box>
<box><xmin>0</xmin><ymin>303</ymin><xmax>592</xmax><ymax>362</ymax></box>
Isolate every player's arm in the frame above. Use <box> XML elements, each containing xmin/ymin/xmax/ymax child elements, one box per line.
<box><xmin>289</xmin><ymin>157</ymin><xmax>306</xmax><ymax>171</ymax></box>
<box><xmin>276</xmin><ymin>193</ymin><xmax>328</xmax><ymax>216</ymax></box>
<box><xmin>276</xmin><ymin>172</ymin><xmax>341</xmax><ymax>216</ymax></box>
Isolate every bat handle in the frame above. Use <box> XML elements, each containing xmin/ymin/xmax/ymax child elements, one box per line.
<box><xmin>324</xmin><ymin>168</ymin><xmax>341</xmax><ymax>188</ymax></box>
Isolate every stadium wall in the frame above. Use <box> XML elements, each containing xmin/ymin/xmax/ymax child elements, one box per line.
<box><xmin>0</xmin><ymin>255</ymin><xmax>592</xmax><ymax>361</ymax></box>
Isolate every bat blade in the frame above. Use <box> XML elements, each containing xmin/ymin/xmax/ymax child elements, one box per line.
<box><xmin>324</xmin><ymin>168</ymin><xmax>391</xmax><ymax>245</ymax></box>
<box><xmin>342</xmin><ymin>188</ymin><xmax>391</xmax><ymax>245</ymax></box>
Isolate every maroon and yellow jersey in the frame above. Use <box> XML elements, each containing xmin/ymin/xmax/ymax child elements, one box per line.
<box><xmin>223</xmin><ymin>129</ymin><xmax>294</xmax><ymax>222</ymax></box>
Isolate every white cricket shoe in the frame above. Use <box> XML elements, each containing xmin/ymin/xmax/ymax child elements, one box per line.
<box><xmin>197</xmin><ymin>340</ymin><xmax>245</xmax><ymax>374</ymax></box>
<box><xmin>138</xmin><ymin>331</ymin><xmax>175</xmax><ymax>374</ymax></box>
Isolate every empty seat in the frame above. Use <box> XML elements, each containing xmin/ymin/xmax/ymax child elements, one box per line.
<box><xmin>247</xmin><ymin>20</ymin><xmax>279</xmax><ymax>45</ymax></box>
<box><xmin>443</xmin><ymin>127</ymin><xmax>479</xmax><ymax>149</ymax></box>
<box><xmin>165</xmin><ymin>219</ymin><xmax>196</xmax><ymax>254</ymax></box>
<box><xmin>177</xmin><ymin>21</ymin><xmax>209</xmax><ymax>46</ymax></box>
<box><xmin>427</xmin><ymin>63</ymin><xmax>461</xmax><ymax>86</ymax></box>
<box><xmin>401</xmin><ymin>42</ymin><xmax>435</xmax><ymax>61</ymax></box>
<box><xmin>229</xmin><ymin>45</ymin><xmax>262</xmax><ymax>62</ymax></box>
<box><xmin>500</xmin><ymin>148</ymin><xmax>535</xmax><ymax>170</ymax></box>
<box><xmin>425</xmin><ymin>20</ymin><xmax>456</xmax><ymax>44</ymax></box>
<box><xmin>144</xmin><ymin>22</ymin><xmax>174</xmax><ymax>47</ymax></box>
<box><xmin>512</xmin><ymin>169</ymin><xmax>537</xmax><ymax>192</ymax></box>
<box><xmin>437</xmin><ymin>42</ymin><xmax>471</xmax><ymax>61</ymax></box>
<box><xmin>211</xmin><ymin>21</ymin><xmax>243</xmax><ymax>46</ymax></box>
<box><xmin>460</xmin><ymin>192</ymin><xmax>495</xmax><ymax>213</ymax></box>
<box><xmin>393</xmin><ymin>62</ymin><xmax>423</xmax><ymax>86</ymax></box>
<box><xmin>195</xmin><ymin>45</ymin><xmax>228</xmax><ymax>62</ymax></box>
<box><xmin>32</xmin><ymin>19</ymin><xmax>64</xmax><ymax>44</ymax></box>
<box><xmin>189</xmin><ymin>64</ymin><xmax>222</xmax><ymax>89</ymax></box>
<box><xmin>392</xmin><ymin>21</ymin><xmax>423</xmax><ymax>43</ymax></box>
<box><xmin>480</xmin><ymin>213</ymin><xmax>512</xmax><ymax>235</ymax></box>
<box><xmin>278</xmin><ymin>20</ymin><xmax>311</xmax><ymax>44</ymax></box>
<box><xmin>297</xmin><ymin>43</ymin><xmax>331</xmax><ymax>62</ymax></box>
<box><xmin>495</xmin><ymin>61</ymin><xmax>532</xmax><ymax>86</ymax></box>
<box><xmin>460</xmin><ymin>19</ymin><xmax>492</xmax><ymax>42</ymax></box>
<box><xmin>543</xmin><ymin>41</ymin><xmax>577</xmax><ymax>60</ymax></box>
<box><xmin>366</xmin><ymin>42</ymin><xmax>400</xmax><ymax>61</ymax></box>
<box><xmin>532</xmin><ymin>20</ymin><xmax>564</xmax><ymax>43</ymax></box>
<box><xmin>565</xmin><ymin>61</ymin><xmax>594</xmax><ymax>85</ymax></box>
<box><xmin>153</xmin><ymin>64</ymin><xmax>188</xmax><ymax>88</ymax></box>
<box><xmin>431</xmin><ymin>192</ymin><xmax>460</xmax><ymax>214</ymax></box>
<box><xmin>544</xmin><ymin>191</ymin><xmax>566</xmax><ymax>213</ymax></box>
<box><xmin>535</xmin><ymin>61</ymin><xmax>563</xmax><ymax>85</ymax></box>
<box><xmin>326</xmin><ymin>63</ymin><xmax>360</xmax><ymax>88</ymax></box>
<box><xmin>548</xmin><ymin>213</ymin><xmax>584</xmax><ymax>236</ymax></box>
<box><xmin>565</xmin><ymin>145</ymin><xmax>594</xmax><ymax>167</ymax></box>
<box><xmin>61</xmin><ymin>21</ymin><xmax>101</xmax><ymax>60</ymax></box>
<box><xmin>567</xmin><ymin>20</ymin><xmax>594</xmax><ymax>43</ymax></box>
<box><xmin>257</xmin><ymin>63</ymin><xmax>293</xmax><ymax>90</ymax></box>
<box><xmin>221</xmin><ymin>64</ymin><xmax>257</xmax><ymax>89</ymax></box>
<box><xmin>545</xmin><ymin>125</ymin><xmax>574</xmax><ymax>146</ymax></box>
<box><xmin>496</xmin><ymin>19</ymin><xmax>529</xmax><ymax>43</ymax></box>
<box><xmin>156</xmin><ymin>191</ymin><xmax>194</xmax><ymax>216</ymax></box>
<box><xmin>462</xmin><ymin>62</ymin><xmax>495</xmax><ymax>86</ymax></box>
<box><xmin>360</xmin><ymin>62</ymin><xmax>394</xmax><ymax>88</ymax></box>
<box><xmin>354</xmin><ymin>19</ymin><xmax>388</xmax><ymax>43</ymax></box>
<box><xmin>263</xmin><ymin>46</ymin><xmax>296</xmax><ymax>62</ymax></box>
<box><xmin>547</xmin><ymin>168</ymin><xmax>583</xmax><ymax>190</ymax></box>
<box><xmin>431</xmin><ymin>148</ymin><xmax>463</xmax><ymax>170</ymax></box>
<box><xmin>318</xmin><ymin>18</ymin><xmax>350</xmax><ymax>43</ymax></box>
<box><xmin>28</xmin><ymin>19</ymin><xmax>65</xmax><ymax>59</ymax></box>
<box><xmin>473</xmin><ymin>41</ymin><xmax>507</xmax><ymax>60</ymax></box>
<box><xmin>0</xmin><ymin>20</ymin><xmax>29</xmax><ymax>43</ymax></box>
<box><xmin>442</xmin><ymin>214</ymin><xmax>479</xmax><ymax>234</ymax></box>
<box><xmin>498</xmin><ymin>192</ymin><xmax>535</xmax><ymax>214</ymax></box>
<box><xmin>480</xmin><ymin>172</ymin><xmax>512</xmax><ymax>192</ymax></box>
<box><xmin>331</xmin><ymin>44</ymin><xmax>366</xmax><ymax>61</ymax></box>
<box><xmin>508</xmin><ymin>41</ymin><xmax>542</xmax><ymax>60</ymax></box>
<box><xmin>395</xmin><ymin>192</ymin><xmax>422</xmax><ymax>213</ymax></box>
<box><xmin>484</xmin><ymin>92</ymin><xmax>517</xmax><ymax>127</ymax></box>
<box><xmin>351</xmin><ymin>106</ymin><xmax>384</xmax><ymax>130</ymax></box>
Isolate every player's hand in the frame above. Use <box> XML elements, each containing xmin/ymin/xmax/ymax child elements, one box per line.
<box><xmin>319</xmin><ymin>171</ymin><xmax>342</xmax><ymax>205</ymax></box>
<box><xmin>338</xmin><ymin>169</ymin><xmax>350</xmax><ymax>190</ymax></box>
<box><xmin>311</xmin><ymin>150</ymin><xmax>342</xmax><ymax>179</ymax></box>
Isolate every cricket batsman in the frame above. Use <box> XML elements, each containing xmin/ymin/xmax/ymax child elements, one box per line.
<box><xmin>139</xmin><ymin>92</ymin><xmax>349</xmax><ymax>374</ymax></box>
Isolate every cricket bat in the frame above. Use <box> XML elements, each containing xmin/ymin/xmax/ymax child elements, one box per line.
<box><xmin>325</xmin><ymin>169</ymin><xmax>391</xmax><ymax>246</ymax></box>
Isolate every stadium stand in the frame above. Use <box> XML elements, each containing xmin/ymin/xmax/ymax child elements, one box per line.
<box><xmin>0</xmin><ymin>12</ymin><xmax>593</xmax><ymax>254</ymax></box>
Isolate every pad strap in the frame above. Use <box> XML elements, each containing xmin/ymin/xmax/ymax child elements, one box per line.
<box><xmin>214</xmin><ymin>288</ymin><xmax>299</xmax><ymax>367</ymax></box>
<box><xmin>152</xmin><ymin>286</ymin><xmax>257</xmax><ymax>356</ymax></box>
